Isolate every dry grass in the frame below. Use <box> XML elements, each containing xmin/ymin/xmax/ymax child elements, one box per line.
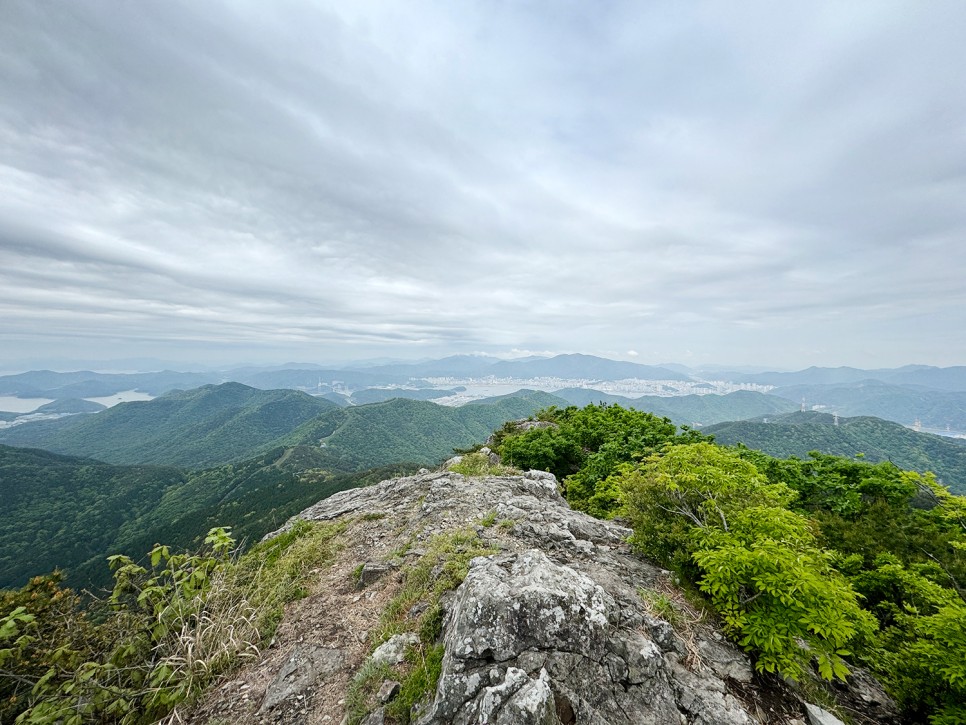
<box><xmin>639</xmin><ymin>576</ymin><xmax>707</xmax><ymax>671</ymax></box>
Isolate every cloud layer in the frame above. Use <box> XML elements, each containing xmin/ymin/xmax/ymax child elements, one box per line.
<box><xmin>2</xmin><ymin>1</ymin><xmax>965</xmax><ymax>368</ymax></box>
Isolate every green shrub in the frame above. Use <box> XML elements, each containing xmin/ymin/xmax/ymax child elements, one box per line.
<box><xmin>0</xmin><ymin>521</ymin><xmax>345</xmax><ymax>724</ymax></box>
<box><xmin>623</xmin><ymin>443</ymin><xmax>873</xmax><ymax>682</ymax></box>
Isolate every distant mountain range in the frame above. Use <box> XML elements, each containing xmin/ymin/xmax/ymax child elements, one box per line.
<box><xmin>0</xmin><ymin>354</ymin><xmax>693</xmax><ymax>403</ymax></box>
<box><xmin>706</xmin><ymin>411</ymin><xmax>966</xmax><ymax>494</ymax></box>
<box><xmin>4</xmin><ymin>358</ymin><xmax>966</xmax><ymax>410</ymax></box>
<box><xmin>0</xmin><ymin>384</ymin><xmax>566</xmax><ymax>470</ymax></box>
<box><xmin>705</xmin><ymin>364</ymin><xmax>966</xmax><ymax>391</ymax></box>
<box><xmin>769</xmin><ymin>380</ymin><xmax>966</xmax><ymax>431</ymax></box>
<box><xmin>549</xmin><ymin>389</ymin><xmax>798</xmax><ymax>427</ymax></box>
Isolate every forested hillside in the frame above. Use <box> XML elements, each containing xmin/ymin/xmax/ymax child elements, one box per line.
<box><xmin>281</xmin><ymin>390</ymin><xmax>565</xmax><ymax>470</ymax></box>
<box><xmin>0</xmin><ymin>390</ymin><xmax>562</xmax><ymax>590</ymax></box>
<box><xmin>0</xmin><ymin>383</ymin><xmax>338</xmax><ymax>468</ymax></box>
<box><xmin>0</xmin><ymin>442</ymin><xmax>416</xmax><ymax>590</ymax></box>
<box><xmin>0</xmin><ymin>445</ymin><xmax>184</xmax><ymax>588</ymax></box>
<box><xmin>707</xmin><ymin>411</ymin><xmax>966</xmax><ymax>494</ymax></box>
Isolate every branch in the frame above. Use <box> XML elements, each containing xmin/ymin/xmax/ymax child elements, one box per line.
<box><xmin>918</xmin><ymin>547</ymin><xmax>966</xmax><ymax>604</ymax></box>
<box><xmin>0</xmin><ymin>668</ymin><xmax>39</xmax><ymax>687</ymax></box>
<box><xmin>656</xmin><ymin>503</ymin><xmax>704</xmax><ymax>528</ymax></box>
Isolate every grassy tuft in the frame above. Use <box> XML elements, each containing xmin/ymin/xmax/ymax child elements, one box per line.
<box><xmin>347</xmin><ymin>528</ymin><xmax>496</xmax><ymax>724</ymax></box>
<box><xmin>448</xmin><ymin>452</ymin><xmax>519</xmax><ymax>477</ymax></box>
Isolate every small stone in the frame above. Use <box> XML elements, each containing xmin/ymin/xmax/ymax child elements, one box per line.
<box><xmin>805</xmin><ymin>703</ymin><xmax>846</xmax><ymax>725</ymax></box>
<box><xmin>361</xmin><ymin>708</ymin><xmax>385</xmax><ymax>725</ymax></box>
<box><xmin>378</xmin><ymin>680</ymin><xmax>401</xmax><ymax>703</ymax></box>
<box><xmin>370</xmin><ymin>633</ymin><xmax>419</xmax><ymax>666</ymax></box>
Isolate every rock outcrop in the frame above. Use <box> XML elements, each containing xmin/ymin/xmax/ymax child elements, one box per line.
<box><xmin>188</xmin><ymin>469</ymin><xmax>888</xmax><ymax>725</ymax></box>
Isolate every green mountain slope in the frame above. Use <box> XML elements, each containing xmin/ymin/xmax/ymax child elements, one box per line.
<box><xmin>0</xmin><ymin>441</ymin><xmax>417</xmax><ymax>590</ymax></box>
<box><xmin>0</xmin><ymin>383</ymin><xmax>338</xmax><ymax>468</ymax></box>
<box><xmin>283</xmin><ymin>390</ymin><xmax>566</xmax><ymax>470</ymax></box>
<box><xmin>0</xmin><ymin>389</ymin><xmax>557</xmax><ymax>589</ymax></box>
<box><xmin>706</xmin><ymin>411</ymin><xmax>966</xmax><ymax>494</ymax></box>
<box><xmin>0</xmin><ymin>444</ymin><xmax>184</xmax><ymax>589</ymax></box>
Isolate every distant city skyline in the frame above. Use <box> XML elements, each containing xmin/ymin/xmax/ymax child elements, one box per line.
<box><xmin>3</xmin><ymin>2</ymin><xmax>966</xmax><ymax>370</ymax></box>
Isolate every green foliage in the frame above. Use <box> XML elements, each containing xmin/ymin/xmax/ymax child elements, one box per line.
<box><xmin>497</xmin><ymin>404</ymin><xmax>706</xmax><ymax>515</ymax></box>
<box><xmin>1</xmin><ymin>529</ymin><xmax>257</xmax><ymax>723</ymax></box>
<box><xmin>708</xmin><ymin>411</ymin><xmax>966</xmax><ymax>495</ymax></box>
<box><xmin>623</xmin><ymin>443</ymin><xmax>873</xmax><ymax>682</ymax></box>
<box><xmin>0</xmin><ymin>521</ymin><xmax>345</xmax><ymax>723</ymax></box>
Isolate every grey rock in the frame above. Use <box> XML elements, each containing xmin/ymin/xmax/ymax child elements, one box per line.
<box><xmin>696</xmin><ymin>638</ymin><xmax>753</xmax><ymax>683</ymax></box>
<box><xmin>420</xmin><ymin>547</ymin><xmax>741</xmax><ymax>724</ymax></box>
<box><xmin>378</xmin><ymin>680</ymin><xmax>401</xmax><ymax>703</ymax></box>
<box><xmin>805</xmin><ymin>703</ymin><xmax>845</xmax><ymax>725</ymax></box>
<box><xmin>516</xmin><ymin>420</ymin><xmax>557</xmax><ymax>432</ymax></box>
<box><xmin>831</xmin><ymin>667</ymin><xmax>899</xmax><ymax>723</ymax></box>
<box><xmin>258</xmin><ymin>645</ymin><xmax>344</xmax><ymax>714</ymax></box>
<box><xmin>358</xmin><ymin>562</ymin><xmax>392</xmax><ymax>586</ymax></box>
<box><xmin>370</xmin><ymin>633</ymin><xmax>419</xmax><ymax>666</ymax></box>
<box><xmin>252</xmin><ymin>471</ymin><xmax>892</xmax><ymax>725</ymax></box>
<box><xmin>360</xmin><ymin>708</ymin><xmax>385</xmax><ymax>725</ymax></box>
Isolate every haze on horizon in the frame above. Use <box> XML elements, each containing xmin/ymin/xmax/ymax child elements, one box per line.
<box><xmin>2</xmin><ymin>1</ymin><xmax>965</xmax><ymax>372</ymax></box>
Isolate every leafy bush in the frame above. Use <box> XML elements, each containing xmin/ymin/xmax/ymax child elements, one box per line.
<box><xmin>498</xmin><ymin>404</ymin><xmax>704</xmax><ymax>515</ymax></box>
<box><xmin>0</xmin><ymin>521</ymin><xmax>345</xmax><ymax>724</ymax></box>
<box><xmin>623</xmin><ymin>443</ymin><xmax>873</xmax><ymax>682</ymax></box>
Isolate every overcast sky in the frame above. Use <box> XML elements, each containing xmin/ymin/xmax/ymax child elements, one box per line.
<box><xmin>2</xmin><ymin>1</ymin><xmax>965</xmax><ymax>371</ymax></box>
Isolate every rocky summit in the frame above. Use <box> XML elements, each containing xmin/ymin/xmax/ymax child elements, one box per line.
<box><xmin>187</xmin><ymin>469</ymin><xmax>894</xmax><ymax>725</ymax></box>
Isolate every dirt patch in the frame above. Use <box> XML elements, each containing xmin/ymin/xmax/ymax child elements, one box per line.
<box><xmin>183</xmin><ymin>516</ymin><xmax>415</xmax><ymax>725</ymax></box>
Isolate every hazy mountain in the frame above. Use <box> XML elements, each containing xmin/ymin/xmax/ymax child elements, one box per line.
<box><xmin>886</xmin><ymin>366</ymin><xmax>966</xmax><ymax>391</ymax></box>
<box><xmin>348</xmin><ymin>387</ymin><xmax>460</xmax><ymax>405</ymax></box>
<box><xmin>769</xmin><ymin>379</ymin><xmax>966</xmax><ymax>431</ymax></box>
<box><xmin>354</xmin><ymin>354</ymin><xmax>500</xmax><ymax>378</ymax></box>
<box><xmin>488</xmin><ymin>354</ymin><xmax>691</xmax><ymax>381</ymax></box>
<box><xmin>549</xmin><ymin>389</ymin><xmax>798</xmax><ymax>427</ymax></box>
<box><xmin>235</xmin><ymin>367</ymin><xmax>422</xmax><ymax>391</ymax></box>
<box><xmin>707</xmin><ymin>364</ymin><xmax>966</xmax><ymax>391</ymax></box>
<box><xmin>716</xmin><ymin>366</ymin><xmax>888</xmax><ymax>387</ymax></box>
<box><xmin>0</xmin><ymin>383</ymin><xmax>338</xmax><ymax>468</ymax></box>
<box><xmin>0</xmin><ymin>369</ymin><xmax>219</xmax><ymax>399</ymax></box>
<box><xmin>706</xmin><ymin>411</ymin><xmax>966</xmax><ymax>494</ymax></box>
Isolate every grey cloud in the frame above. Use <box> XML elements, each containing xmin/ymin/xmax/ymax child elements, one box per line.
<box><xmin>2</xmin><ymin>0</ymin><xmax>965</xmax><ymax>368</ymax></box>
